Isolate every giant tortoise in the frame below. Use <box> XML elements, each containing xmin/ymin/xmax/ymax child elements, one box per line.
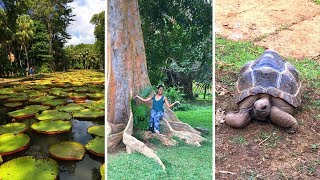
<box><xmin>225</xmin><ymin>50</ymin><xmax>302</xmax><ymax>132</ymax></box>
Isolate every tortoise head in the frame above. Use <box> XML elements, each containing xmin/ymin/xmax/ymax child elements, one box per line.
<box><xmin>252</xmin><ymin>95</ymin><xmax>271</xmax><ymax>120</ymax></box>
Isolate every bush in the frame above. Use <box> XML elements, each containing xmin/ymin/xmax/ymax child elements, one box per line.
<box><xmin>172</xmin><ymin>103</ymin><xmax>194</xmax><ymax>111</ymax></box>
<box><xmin>164</xmin><ymin>87</ymin><xmax>183</xmax><ymax>103</ymax></box>
<box><xmin>37</xmin><ymin>63</ymin><xmax>52</xmax><ymax>73</ymax></box>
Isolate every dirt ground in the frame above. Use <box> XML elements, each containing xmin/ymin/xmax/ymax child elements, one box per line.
<box><xmin>216</xmin><ymin>0</ymin><xmax>320</xmax><ymax>60</ymax></box>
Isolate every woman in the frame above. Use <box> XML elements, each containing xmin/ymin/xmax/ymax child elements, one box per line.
<box><xmin>134</xmin><ymin>85</ymin><xmax>180</xmax><ymax>134</ymax></box>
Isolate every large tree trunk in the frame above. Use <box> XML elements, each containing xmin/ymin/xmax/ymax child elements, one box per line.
<box><xmin>107</xmin><ymin>0</ymin><xmax>205</xmax><ymax>169</ymax></box>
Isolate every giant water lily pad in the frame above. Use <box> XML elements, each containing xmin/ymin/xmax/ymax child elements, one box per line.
<box><xmin>68</xmin><ymin>93</ymin><xmax>88</xmax><ymax>100</ymax></box>
<box><xmin>85</xmin><ymin>136</ymin><xmax>104</xmax><ymax>157</ymax></box>
<box><xmin>8</xmin><ymin>108</ymin><xmax>38</xmax><ymax>120</ymax></box>
<box><xmin>55</xmin><ymin>103</ymin><xmax>85</xmax><ymax>112</ymax></box>
<box><xmin>0</xmin><ymin>94</ymin><xmax>11</xmax><ymax>100</ymax></box>
<box><xmin>50</xmin><ymin>89</ymin><xmax>68</xmax><ymax>97</ymax></box>
<box><xmin>84</xmin><ymin>102</ymin><xmax>105</xmax><ymax>110</ymax></box>
<box><xmin>49</xmin><ymin>141</ymin><xmax>86</xmax><ymax>160</ymax></box>
<box><xmin>29</xmin><ymin>95</ymin><xmax>56</xmax><ymax>103</ymax></box>
<box><xmin>31</xmin><ymin>120</ymin><xmax>71</xmax><ymax>134</ymax></box>
<box><xmin>6</xmin><ymin>96</ymin><xmax>29</xmax><ymax>102</ymax></box>
<box><xmin>36</xmin><ymin>110</ymin><xmax>72</xmax><ymax>121</ymax></box>
<box><xmin>73</xmin><ymin>109</ymin><xmax>104</xmax><ymax>119</ymax></box>
<box><xmin>0</xmin><ymin>133</ymin><xmax>30</xmax><ymax>155</ymax></box>
<box><xmin>0</xmin><ymin>88</ymin><xmax>14</xmax><ymax>95</ymax></box>
<box><xmin>42</xmin><ymin>99</ymin><xmax>67</xmax><ymax>107</ymax></box>
<box><xmin>0</xmin><ymin>156</ymin><xmax>58</xmax><ymax>180</ymax></box>
<box><xmin>87</xmin><ymin>125</ymin><xmax>105</xmax><ymax>137</ymax></box>
<box><xmin>4</xmin><ymin>102</ymin><xmax>23</xmax><ymax>109</ymax></box>
<box><xmin>24</xmin><ymin>105</ymin><xmax>50</xmax><ymax>112</ymax></box>
<box><xmin>27</xmin><ymin>91</ymin><xmax>45</xmax><ymax>98</ymax></box>
<box><xmin>0</xmin><ymin>123</ymin><xmax>28</xmax><ymax>135</ymax></box>
<box><xmin>87</xmin><ymin>93</ymin><xmax>104</xmax><ymax>100</ymax></box>
<box><xmin>100</xmin><ymin>163</ymin><xmax>105</xmax><ymax>180</ymax></box>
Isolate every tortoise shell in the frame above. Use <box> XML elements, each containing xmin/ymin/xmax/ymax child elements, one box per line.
<box><xmin>234</xmin><ymin>50</ymin><xmax>301</xmax><ymax>107</ymax></box>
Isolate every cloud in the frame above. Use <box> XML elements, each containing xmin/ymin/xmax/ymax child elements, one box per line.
<box><xmin>65</xmin><ymin>0</ymin><xmax>104</xmax><ymax>46</ymax></box>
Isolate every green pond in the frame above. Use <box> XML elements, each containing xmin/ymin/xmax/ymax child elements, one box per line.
<box><xmin>0</xmin><ymin>70</ymin><xmax>105</xmax><ymax>180</ymax></box>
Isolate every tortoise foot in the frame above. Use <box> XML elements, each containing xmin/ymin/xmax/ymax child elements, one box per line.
<box><xmin>225</xmin><ymin>111</ymin><xmax>251</xmax><ymax>128</ymax></box>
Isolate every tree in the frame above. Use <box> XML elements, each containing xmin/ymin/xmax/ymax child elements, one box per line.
<box><xmin>107</xmin><ymin>0</ymin><xmax>205</xmax><ymax>169</ymax></box>
<box><xmin>14</xmin><ymin>14</ymin><xmax>35</xmax><ymax>67</ymax></box>
<box><xmin>90</xmin><ymin>11</ymin><xmax>105</xmax><ymax>69</ymax></box>
<box><xmin>26</xmin><ymin>0</ymin><xmax>74</xmax><ymax>70</ymax></box>
<box><xmin>138</xmin><ymin>0</ymin><xmax>212</xmax><ymax>99</ymax></box>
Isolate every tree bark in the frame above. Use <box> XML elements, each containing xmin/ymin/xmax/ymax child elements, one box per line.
<box><xmin>182</xmin><ymin>74</ymin><xmax>194</xmax><ymax>99</ymax></box>
<box><xmin>107</xmin><ymin>0</ymin><xmax>150</xmax><ymax>124</ymax></box>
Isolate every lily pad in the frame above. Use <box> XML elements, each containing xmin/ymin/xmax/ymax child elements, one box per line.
<box><xmin>28</xmin><ymin>91</ymin><xmax>45</xmax><ymax>98</ymax></box>
<box><xmin>0</xmin><ymin>133</ymin><xmax>30</xmax><ymax>155</ymax></box>
<box><xmin>0</xmin><ymin>94</ymin><xmax>10</xmax><ymax>100</ymax></box>
<box><xmin>0</xmin><ymin>156</ymin><xmax>58</xmax><ymax>180</ymax></box>
<box><xmin>68</xmin><ymin>93</ymin><xmax>88</xmax><ymax>100</ymax></box>
<box><xmin>84</xmin><ymin>102</ymin><xmax>105</xmax><ymax>110</ymax></box>
<box><xmin>73</xmin><ymin>109</ymin><xmax>104</xmax><ymax>119</ymax></box>
<box><xmin>31</xmin><ymin>120</ymin><xmax>71</xmax><ymax>134</ymax></box>
<box><xmin>55</xmin><ymin>103</ymin><xmax>85</xmax><ymax>112</ymax></box>
<box><xmin>24</xmin><ymin>105</ymin><xmax>50</xmax><ymax>112</ymax></box>
<box><xmin>0</xmin><ymin>123</ymin><xmax>28</xmax><ymax>135</ymax></box>
<box><xmin>4</xmin><ymin>102</ymin><xmax>23</xmax><ymax>108</ymax></box>
<box><xmin>29</xmin><ymin>95</ymin><xmax>57</xmax><ymax>103</ymax></box>
<box><xmin>42</xmin><ymin>99</ymin><xmax>67</xmax><ymax>107</ymax></box>
<box><xmin>8</xmin><ymin>108</ymin><xmax>38</xmax><ymax>120</ymax></box>
<box><xmin>100</xmin><ymin>163</ymin><xmax>105</xmax><ymax>180</ymax></box>
<box><xmin>0</xmin><ymin>88</ymin><xmax>14</xmax><ymax>95</ymax></box>
<box><xmin>36</xmin><ymin>110</ymin><xmax>72</xmax><ymax>121</ymax></box>
<box><xmin>49</xmin><ymin>141</ymin><xmax>86</xmax><ymax>160</ymax></box>
<box><xmin>87</xmin><ymin>125</ymin><xmax>105</xmax><ymax>137</ymax></box>
<box><xmin>6</xmin><ymin>96</ymin><xmax>29</xmax><ymax>102</ymax></box>
<box><xmin>87</xmin><ymin>93</ymin><xmax>104</xmax><ymax>100</ymax></box>
<box><xmin>85</xmin><ymin>136</ymin><xmax>104</xmax><ymax>157</ymax></box>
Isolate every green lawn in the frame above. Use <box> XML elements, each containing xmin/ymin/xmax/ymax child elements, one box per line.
<box><xmin>107</xmin><ymin>106</ymin><xmax>212</xmax><ymax>180</ymax></box>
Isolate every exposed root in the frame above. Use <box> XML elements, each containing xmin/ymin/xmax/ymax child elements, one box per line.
<box><xmin>107</xmin><ymin>131</ymin><xmax>123</xmax><ymax>148</ymax></box>
<box><xmin>106</xmin><ymin>122</ymin><xmax>111</xmax><ymax>136</ymax></box>
<box><xmin>168</xmin><ymin>121</ymin><xmax>201</xmax><ymax>135</ymax></box>
<box><xmin>122</xmin><ymin>110</ymin><xmax>166</xmax><ymax>170</ymax></box>
<box><xmin>142</xmin><ymin>131</ymin><xmax>178</xmax><ymax>146</ymax></box>
<box><xmin>162</xmin><ymin>118</ymin><xmax>206</xmax><ymax>146</ymax></box>
<box><xmin>108</xmin><ymin>122</ymin><xmax>125</xmax><ymax>134</ymax></box>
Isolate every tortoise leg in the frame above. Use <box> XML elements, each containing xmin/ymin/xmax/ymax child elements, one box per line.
<box><xmin>225</xmin><ymin>111</ymin><xmax>251</xmax><ymax>128</ymax></box>
<box><xmin>225</xmin><ymin>95</ymin><xmax>257</xmax><ymax>128</ymax></box>
<box><xmin>270</xmin><ymin>106</ymin><xmax>298</xmax><ymax>133</ymax></box>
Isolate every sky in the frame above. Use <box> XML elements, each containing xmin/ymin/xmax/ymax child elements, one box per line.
<box><xmin>65</xmin><ymin>0</ymin><xmax>105</xmax><ymax>46</ymax></box>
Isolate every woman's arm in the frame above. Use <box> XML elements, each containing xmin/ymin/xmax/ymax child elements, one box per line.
<box><xmin>164</xmin><ymin>97</ymin><xmax>180</xmax><ymax>108</ymax></box>
<box><xmin>134</xmin><ymin>95</ymin><xmax>153</xmax><ymax>102</ymax></box>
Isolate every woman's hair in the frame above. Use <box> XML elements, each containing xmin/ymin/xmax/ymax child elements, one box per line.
<box><xmin>157</xmin><ymin>84</ymin><xmax>164</xmax><ymax>89</ymax></box>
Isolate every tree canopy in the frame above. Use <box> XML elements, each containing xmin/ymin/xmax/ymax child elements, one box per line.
<box><xmin>139</xmin><ymin>0</ymin><xmax>212</xmax><ymax>98</ymax></box>
<box><xmin>0</xmin><ymin>0</ymin><xmax>103</xmax><ymax>77</ymax></box>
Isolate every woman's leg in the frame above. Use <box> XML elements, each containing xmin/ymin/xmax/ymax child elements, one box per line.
<box><xmin>153</xmin><ymin>111</ymin><xmax>164</xmax><ymax>133</ymax></box>
<box><xmin>149</xmin><ymin>109</ymin><xmax>156</xmax><ymax>132</ymax></box>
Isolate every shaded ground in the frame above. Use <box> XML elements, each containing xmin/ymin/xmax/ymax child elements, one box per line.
<box><xmin>215</xmin><ymin>38</ymin><xmax>320</xmax><ymax>179</ymax></box>
<box><xmin>216</xmin><ymin>0</ymin><xmax>320</xmax><ymax>59</ymax></box>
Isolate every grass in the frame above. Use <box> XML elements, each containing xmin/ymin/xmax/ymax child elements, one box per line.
<box><xmin>230</xmin><ymin>135</ymin><xmax>247</xmax><ymax>146</ymax></box>
<box><xmin>312</xmin><ymin>0</ymin><xmax>320</xmax><ymax>5</ymax></box>
<box><xmin>107</xmin><ymin>105</ymin><xmax>212</xmax><ymax>180</ymax></box>
<box><xmin>254</xmin><ymin>130</ymin><xmax>283</xmax><ymax>148</ymax></box>
<box><xmin>216</xmin><ymin>37</ymin><xmax>320</xmax><ymax>81</ymax></box>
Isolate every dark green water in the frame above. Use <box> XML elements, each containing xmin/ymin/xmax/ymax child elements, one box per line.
<box><xmin>0</xmin><ymin>108</ymin><xmax>104</xmax><ymax>180</ymax></box>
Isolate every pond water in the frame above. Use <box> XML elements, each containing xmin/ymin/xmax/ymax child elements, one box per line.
<box><xmin>0</xmin><ymin>106</ymin><xmax>104</xmax><ymax>180</ymax></box>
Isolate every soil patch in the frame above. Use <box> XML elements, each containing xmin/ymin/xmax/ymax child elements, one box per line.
<box><xmin>216</xmin><ymin>0</ymin><xmax>320</xmax><ymax>59</ymax></box>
